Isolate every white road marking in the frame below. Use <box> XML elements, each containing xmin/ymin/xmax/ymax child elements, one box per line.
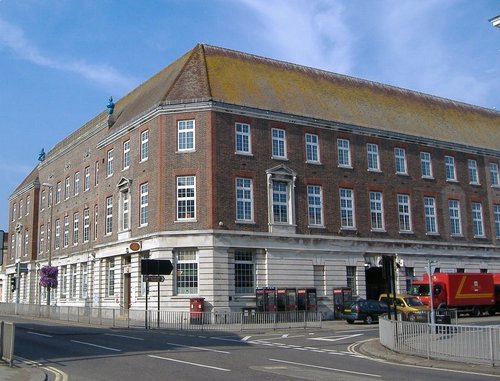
<box><xmin>166</xmin><ymin>342</ymin><xmax>230</xmax><ymax>354</ymax></box>
<box><xmin>70</xmin><ymin>339</ymin><xmax>121</xmax><ymax>352</ymax></box>
<box><xmin>105</xmin><ymin>333</ymin><xmax>144</xmax><ymax>341</ymax></box>
<box><xmin>269</xmin><ymin>358</ymin><xmax>382</xmax><ymax>378</ymax></box>
<box><xmin>148</xmin><ymin>355</ymin><xmax>231</xmax><ymax>372</ymax></box>
<box><xmin>309</xmin><ymin>333</ymin><xmax>363</xmax><ymax>342</ymax></box>
<box><xmin>241</xmin><ymin>335</ymin><xmax>252</xmax><ymax>341</ymax></box>
<box><xmin>27</xmin><ymin>331</ymin><xmax>53</xmax><ymax>338</ymax></box>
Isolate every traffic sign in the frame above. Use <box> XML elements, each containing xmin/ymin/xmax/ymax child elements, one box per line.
<box><xmin>143</xmin><ymin>275</ymin><xmax>165</xmax><ymax>283</ymax></box>
<box><xmin>141</xmin><ymin>259</ymin><xmax>173</xmax><ymax>275</ymax></box>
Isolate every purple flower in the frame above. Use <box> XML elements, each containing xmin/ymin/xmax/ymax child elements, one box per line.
<box><xmin>39</xmin><ymin>265</ymin><xmax>58</xmax><ymax>288</ymax></box>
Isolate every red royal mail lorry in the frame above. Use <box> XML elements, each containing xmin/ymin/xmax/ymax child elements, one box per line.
<box><xmin>410</xmin><ymin>272</ymin><xmax>496</xmax><ymax>316</ymax></box>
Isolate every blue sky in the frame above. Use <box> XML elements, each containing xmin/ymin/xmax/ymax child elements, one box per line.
<box><xmin>0</xmin><ymin>0</ymin><xmax>499</xmax><ymax>231</ymax></box>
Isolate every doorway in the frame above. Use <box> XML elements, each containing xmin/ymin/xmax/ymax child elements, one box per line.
<box><xmin>365</xmin><ymin>266</ymin><xmax>385</xmax><ymax>300</ymax></box>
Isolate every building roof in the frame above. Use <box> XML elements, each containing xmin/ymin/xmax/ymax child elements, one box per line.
<box><xmin>57</xmin><ymin>44</ymin><xmax>500</xmax><ymax>157</ymax></box>
<box><xmin>107</xmin><ymin>44</ymin><xmax>499</xmax><ymax>152</ymax></box>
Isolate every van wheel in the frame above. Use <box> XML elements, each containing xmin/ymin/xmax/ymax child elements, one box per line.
<box><xmin>365</xmin><ymin>315</ymin><xmax>374</xmax><ymax>325</ymax></box>
<box><xmin>471</xmin><ymin>307</ymin><xmax>482</xmax><ymax>317</ymax></box>
<box><xmin>346</xmin><ymin>319</ymin><xmax>354</xmax><ymax>324</ymax></box>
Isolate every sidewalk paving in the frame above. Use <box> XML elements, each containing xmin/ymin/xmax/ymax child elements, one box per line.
<box><xmin>0</xmin><ymin>362</ymin><xmax>47</xmax><ymax>381</ymax></box>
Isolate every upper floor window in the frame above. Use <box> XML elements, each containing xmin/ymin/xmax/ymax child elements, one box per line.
<box><xmin>64</xmin><ymin>177</ymin><xmax>70</xmax><ymax>200</ymax></box>
<box><xmin>305</xmin><ymin>133</ymin><xmax>320</xmax><ymax>163</ymax></box>
<box><xmin>40</xmin><ymin>191</ymin><xmax>46</xmax><ymax>212</ymax></box>
<box><xmin>339</xmin><ymin>188</ymin><xmax>355</xmax><ymax>228</ymax></box>
<box><xmin>177</xmin><ymin>176</ymin><xmax>196</xmax><ymax>220</ymax></box>
<box><xmin>448</xmin><ymin>199</ymin><xmax>462</xmax><ymax>236</ymax></box>
<box><xmin>266</xmin><ymin>165</ymin><xmax>297</xmax><ymax>231</ymax></box>
<box><xmin>73</xmin><ymin>212</ymin><xmax>79</xmax><ymax>245</ymax></box>
<box><xmin>19</xmin><ymin>199</ymin><xmax>23</xmax><ymax>218</ymax></box>
<box><xmin>490</xmin><ymin>163</ymin><xmax>499</xmax><ymax>187</ymax></box>
<box><xmin>26</xmin><ymin>195</ymin><xmax>30</xmax><ymax>216</ymax></box>
<box><xmin>445</xmin><ymin>156</ymin><xmax>457</xmax><ymax>181</ymax></box>
<box><xmin>423</xmin><ymin>197</ymin><xmax>438</xmax><ymax>234</ymax></box>
<box><xmin>307</xmin><ymin>185</ymin><xmax>323</xmax><ymax>227</ymax></box>
<box><xmin>394</xmin><ymin>148</ymin><xmax>407</xmax><ymax>175</ymax></box>
<box><xmin>140</xmin><ymin>182</ymin><xmax>149</xmax><ymax>226</ymax></box>
<box><xmin>369</xmin><ymin>191</ymin><xmax>384</xmax><ymax>231</ymax></box>
<box><xmin>236</xmin><ymin>177</ymin><xmax>253</xmax><ymax>222</ymax></box>
<box><xmin>235</xmin><ymin>122</ymin><xmax>251</xmax><ymax>154</ymax></box>
<box><xmin>140</xmin><ymin>130</ymin><xmax>149</xmax><ymax>161</ymax></box>
<box><xmin>54</xmin><ymin>219</ymin><xmax>60</xmax><ymax>250</ymax></box>
<box><xmin>11</xmin><ymin>203</ymin><xmax>16</xmax><ymax>221</ymax></box>
<box><xmin>337</xmin><ymin>139</ymin><xmax>351</xmax><ymax>167</ymax></box>
<box><xmin>74</xmin><ymin>172</ymin><xmax>80</xmax><ymax>196</ymax></box>
<box><xmin>468</xmin><ymin>159</ymin><xmax>479</xmax><ymax>184</ymax></box>
<box><xmin>397</xmin><ymin>194</ymin><xmax>412</xmax><ymax>232</ymax></box>
<box><xmin>367</xmin><ymin>143</ymin><xmax>380</xmax><ymax>171</ymax></box>
<box><xmin>105</xmin><ymin>196</ymin><xmax>113</xmax><ymax>235</ymax></box>
<box><xmin>106</xmin><ymin>149</ymin><xmax>114</xmax><ymax>177</ymax></box>
<box><xmin>494</xmin><ymin>205</ymin><xmax>500</xmax><ymax>238</ymax></box>
<box><xmin>84</xmin><ymin>166</ymin><xmax>90</xmax><ymax>191</ymax></box>
<box><xmin>178</xmin><ymin>120</ymin><xmax>195</xmax><ymax>151</ymax></box>
<box><xmin>420</xmin><ymin>152</ymin><xmax>433</xmax><ymax>178</ymax></box>
<box><xmin>94</xmin><ymin>161</ymin><xmax>99</xmax><ymax>186</ymax></box>
<box><xmin>83</xmin><ymin>208</ymin><xmax>90</xmax><ymax>243</ymax></box>
<box><xmin>39</xmin><ymin>225</ymin><xmax>45</xmax><ymax>254</ymax></box>
<box><xmin>56</xmin><ymin>182</ymin><xmax>61</xmax><ymax>204</ymax></box>
<box><xmin>63</xmin><ymin>215</ymin><xmax>69</xmax><ymax>248</ymax></box>
<box><xmin>471</xmin><ymin>202</ymin><xmax>484</xmax><ymax>237</ymax></box>
<box><xmin>272</xmin><ymin>181</ymin><xmax>290</xmax><ymax>223</ymax></box>
<box><xmin>120</xmin><ymin>191</ymin><xmax>130</xmax><ymax>231</ymax></box>
<box><xmin>123</xmin><ymin>140</ymin><xmax>130</xmax><ymax>170</ymax></box>
<box><xmin>271</xmin><ymin>128</ymin><xmax>287</xmax><ymax>159</ymax></box>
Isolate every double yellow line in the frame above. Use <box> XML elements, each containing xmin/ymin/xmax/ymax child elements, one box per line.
<box><xmin>16</xmin><ymin>356</ymin><xmax>69</xmax><ymax>381</ymax></box>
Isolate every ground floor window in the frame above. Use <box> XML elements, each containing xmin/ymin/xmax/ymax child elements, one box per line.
<box><xmin>346</xmin><ymin>266</ymin><xmax>357</xmax><ymax>295</ymax></box>
<box><xmin>105</xmin><ymin>258</ymin><xmax>115</xmax><ymax>297</ymax></box>
<box><xmin>234</xmin><ymin>250</ymin><xmax>254</xmax><ymax>294</ymax></box>
<box><xmin>176</xmin><ymin>250</ymin><xmax>198</xmax><ymax>294</ymax></box>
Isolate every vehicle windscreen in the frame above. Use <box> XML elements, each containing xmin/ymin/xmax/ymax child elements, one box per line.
<box><xmin>410</xmin><ymin>284</ymin><xmax>429</xmax><ymax>296</ymax></box>
<box><xmin>404</xmin><ymin>296</ymin><xmax>424</xmax><ymax>306</ymax></box>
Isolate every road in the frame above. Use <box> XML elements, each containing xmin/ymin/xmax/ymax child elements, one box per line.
<box><xmin>4</xmin><ymin>315</ymin><xmax>500</xmax><ymax>381</ymax></box>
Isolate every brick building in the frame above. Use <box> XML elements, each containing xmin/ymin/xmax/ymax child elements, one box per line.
<box><xmin>4</xmin><ymin>44</ymin><xmax>500</xmax><ymax>318</ymax></box>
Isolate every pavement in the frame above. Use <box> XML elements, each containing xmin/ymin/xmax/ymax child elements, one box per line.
<box><xmin>1</xmin><ymin>319</ymin><xmax>499</xmax><ymax>380</ymax></box>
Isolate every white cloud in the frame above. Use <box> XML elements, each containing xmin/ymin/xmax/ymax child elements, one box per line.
<box><xmin>240</xmin><ymin>0</ymin><xmax>353</xmax><ymax>73</ymax></box>
<box><xmin>0</xmin><ymin>17</ymin><xmax>137</xmax><ymax>92</ymax></box>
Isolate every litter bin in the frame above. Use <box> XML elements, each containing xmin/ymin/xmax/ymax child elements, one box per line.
<box><xmin>435</xmin><ymin>314</ymin><xmax>451</xmax><ymax>333</ymax></box>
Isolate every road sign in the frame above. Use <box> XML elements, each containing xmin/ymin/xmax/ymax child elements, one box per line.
<box><xmin>143</xmin><ymin>275</ymin><xmax>165</xmax><ymax>283</ymax></box>
<box><xmin>141</xmin><ymin>259</ymin><xmax>173</xmax><ymax>275</ymax></box>
<box><xmin>16</xmin><ymin>262</ymin><xmax>28</xmax><ymax>274</ymax></box>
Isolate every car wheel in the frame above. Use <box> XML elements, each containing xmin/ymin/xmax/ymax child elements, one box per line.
<box><xmin>365</xmin><ymin>315</ymin><xmax>374</xmax><ymax>324</ymax></box>
<box><xmin>346</xmin><ymin>319</ymin><xmax>354</xmax><ymax>324</ymax></box>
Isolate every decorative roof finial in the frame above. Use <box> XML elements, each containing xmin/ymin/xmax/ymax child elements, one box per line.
<box><xmin>38</xmin><ymin>148</ymin><xmax>46</xmax><ymax>162</ymax></box>
<box><xmin>107</xmin><ymin>96</ymin><xmax>115</xmax><ymax>115</ymax></box>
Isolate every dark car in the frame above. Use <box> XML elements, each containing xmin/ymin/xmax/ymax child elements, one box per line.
<box><xmin>343</xmin><ymin>299</ymin><xmax>389</xmax><ymax>324</ymax></box>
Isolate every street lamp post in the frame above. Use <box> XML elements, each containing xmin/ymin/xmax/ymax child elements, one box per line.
<box><xmin>41</xmin><ymin>183</ymin><xmax>54</xmax><ymax>305</ymax></box>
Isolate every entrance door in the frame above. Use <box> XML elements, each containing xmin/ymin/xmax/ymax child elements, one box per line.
<box><xmin>123</xmin><ymin>273</ymin><xmax>131</xmax><ymax>309</ymax></box>
<box><xmin>365</xmin><ymin>267</ymin><xmax>385</xmax><ymax>300</ymax></box>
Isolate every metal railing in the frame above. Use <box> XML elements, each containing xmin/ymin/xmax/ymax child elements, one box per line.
<box><xmin>0</xmin><ymin>303</ymin><xmax>322</xmax><ymax>331</ymax></box>
<box><xmin>0</xmin><ymin>321</ymin><xmax>15</xmax><ymax>367</ymax></box>
<box><xmin>379</xmin><ymin>316</ymin><xmax>499</xmax><ymax>366</ymax></box>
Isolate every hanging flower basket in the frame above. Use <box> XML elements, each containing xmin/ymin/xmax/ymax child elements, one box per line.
<box><xmin>39</xmin><ymin>265</ymin><xmax>58</xmax><ymax>288</ymax></box>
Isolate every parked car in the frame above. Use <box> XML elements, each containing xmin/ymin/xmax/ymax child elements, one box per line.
<box><xmin>343</xmin><ymin>299</ymin><xmax>389</xmax><ymax>324</ymax></box>
<box><xmin>378</xmin><ymin>293</ymin><xmax>430</xmax><ymax>322</ymax></box>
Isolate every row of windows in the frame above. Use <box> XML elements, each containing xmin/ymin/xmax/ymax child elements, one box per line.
<box><xmin>233</xmin><ymin>123</ymin><xmax>499</xmax><ymax>186</ymax></box>
<box><xmin>38</xmin><ymin>182</ymin><xmax>149</xmax><ymax>253</ymax></box>
<box><xmin>236</xmin><ymin>176</ymin><xmax>500</xmax><ymax>238</ymax></box>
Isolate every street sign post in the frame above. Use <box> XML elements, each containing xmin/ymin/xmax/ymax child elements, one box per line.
<box><xmin>143</xmin><ymin>275</ymin><xmax>165</xmax><ymax>283</ymax></box>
